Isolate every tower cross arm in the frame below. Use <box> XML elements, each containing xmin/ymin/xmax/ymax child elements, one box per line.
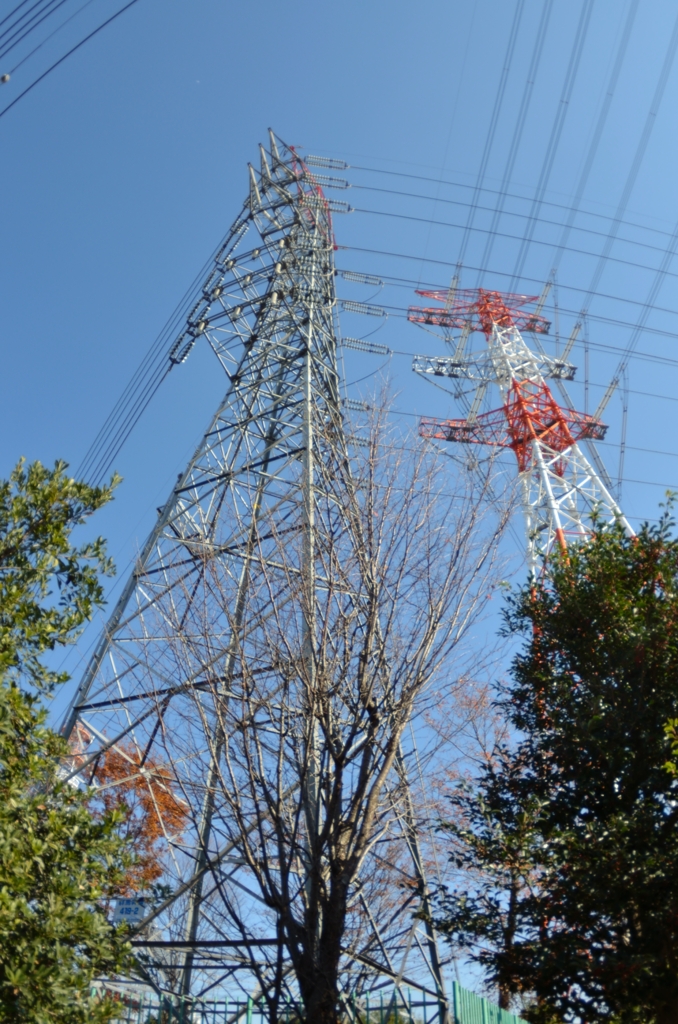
<box><xmin>408</xmin><ymin>288</ymin><xmax>551</xmax><ymax>336</ymax></box>
<box><xmin>420</xmin><ymin>392</ymin><xmax>608</xmax><ymax>469</ymax></box>
<box><xmin>413</xmin><ymin>353</ymin><xmax>575</xmax><ymax>382</ymax></box>
<box><xmin>419</xmin><ymin>411</ymin><xmax>511</xmax><ymax>447</ymax></box>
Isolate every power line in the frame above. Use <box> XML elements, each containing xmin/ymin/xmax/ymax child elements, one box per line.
<box><xmin>0</xmin><ymin>0</ymin><xmax>143</xmax><ymax>121</ymax></box>
<box><xmin>84</xmin><ymin>227</ymin><xmax>678</xmax><ymax>491</ymax></box>
<box><xmin>457</xmin><ymin>0</ymin><xmax>526</xmax><ymax>266</ymax></box>
<box><xmin>0</xmin><ymin>0</ymin><xmax>70</xmax><ymax>62</ymax></box>
<box><xmin>340</xmin><ymin>252</ymin><xmax>678</xmax><ymax>323</ymax></box>
<box><xmin>551</xmin><ymin>0</ymin><xmax>639</xmax><ymax>273</ymax></box>
<box><xmin>5</xmin><ymin>0</ymin><xmax>96</xmax><ymax>76</ymax></box>
<box><xmin>77</xmin><ymin>224</ymin><xmax>243</xmax><ymax>484</ymax></box>
<box><xmin>0</xmin><ymin>0</ymin><xmax>58</xmax><ymax>45</ymax></box>
<box><xmin>414</xmin><ymin>0</ymin><xmax>481</xmax><ymax>289</ymax></box>
<box><xmin>346</xmin><ymin>165</ymin><xmax>678</xmax><ymax>248</ymax></box>
<box><xmin>344</xmin><ymin>289</ymin><xmax>678</xmax><ymax>355</ymax></box>
<box><xmin>350</xmin><ymin>182</ymin><xmax>678</xmax><ymax>269</ymax></box>
<box><xmin>578</xmin><ymin>6</ymin><xmax>678</xmax><ymax>311</ymax></box>
<box><xmin>340</xmin><ymin>333</ymin><xmax>678</xmax><ymax>411</ymax></box>
<box><xmin>378</xmin><ymin>406</ymin><xmax>678</xmax><ymax>484</ymax></box>
<box><xmin>476</xmin><ymin>0</ymin><xmax>555</xmax><ymax>280</ymax></box>
<box><xmin>0</xmin><ymin>2</ymin><xmax>35</xmax><ymax>33</ymax></box>
<box><xmin>590</xmin><ymin>214</ymin><xmax>678</xmax><ymax>423</ymax></box>
<box><xmin>350</xmin><ymin>204</ymin><xmax>678</xmax><ymax>294</ymax></box>
<box><xmin>509</xmin><ymin>0</ymin><xmax>595</xmax><ymax>289</ymax></box>
<box><xmin>338</xmin><ymin>276</ymin><xmax>678</xmax><ymax>365</ymax></box>
<box><xmin>342</xmin><ymin>237</ymin><xmax>678</xmax><ymax>321</ymax></box>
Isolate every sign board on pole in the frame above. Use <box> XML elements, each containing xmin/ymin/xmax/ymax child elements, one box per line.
<box><xmin>112</xmin><ymin>898</ymin><xmax>146</xmax><ymax>925</ymax></box>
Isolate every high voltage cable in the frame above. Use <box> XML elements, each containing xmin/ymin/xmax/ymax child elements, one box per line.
<box><xmin>457</xmin><ymin>0</ymin><xmax>526</xmax><ymax>265</ymax></box>
<box><xmin>341</xmin><ymin>254</ymin><xmax>678</xmax><ymax>323</ymax></box>
<box><xmin>0</xmin><ymin>0</ymin><xmax>142</xmax><ymax>121</ymax></box>
<box><xmin>349</xmin><ymin>287</ymin><xmax>678</xmax><ymax>366</ymax></box>
<box><xmin>587</xmin><ymin>211</ymin><xmax>678</xmax><ymax>486</ymax></box>
<box><xmin>0</xmin><ymin>0</ymin><xmax>68</xmax><ymax>60</ymax></box>
<box><xmin>6</xmin><ymin>0</ymin><xmax>96</xmax><ymax>77</ymax></box>
<box><xmin>577</xmin><ymin>6</ymin><xmax>678</xmax><ymax>313</ymax></box>
<box><xmin>0</xmin><ymin>0</ymin><xmax>58</xmax><ymax>45</ymax></box>
<box><xmin>78</xmin><ymin>233</ymin><xmax>236</xmax><ymax>484</ymax></box>
<box><xmin>509</xmin><ymin>0</ymin><xmax>595</xmax><ymax>290</ymax></box>
<box><xmin>476</xmin><ymin>0</ymin><xmax>554</xmax><ymax>280</ymax></box>
<box><xmin>85</xmin><ymin>286</ymin><xmax>678</xmax><ymax>497</ymax></box>
<box><xmin>349</xmin><ymin>162</ymin><xmax>678</xmax><ymax>248</ymax></box>
<box><xmin>0</xmin><ymin>0</ymin><xmax>69</xmax><ymax>61</ymax></box>
<box><xmin>414</xmin><ymin>0</ymin><xmax>481</xmax><ymax>285</ymax></box>
<box><xmin>467</xmin><ymin>0</ymin><xmax>674</xmax><ymax>307</ymax></box>
<box><xmin>83</xmin><ymin>372</ymin><xmax>168</xmax><ymax>488</ymax></box>
<box><xmin>355</xmin><ymin>407</ymin><xmax>678</xmax><ymax>491</ymax></box>
<box><xmin>338</xmin><ymin>283</ymin><xmax>678</xmax><ymax>357</ymax></box>
<box><xmin>342</xmin><ymin>5</ymin><xmax>678</xmax><ymax>513</ymax></box>
<box><xmin>350</xmin><ymin>183</ymin><xmax>678</xmax><ymax>267</ymax></box>
<box><xmin>71</xmin><ymin>0</ymin><xmax>678</xmax><ymax>493</ymax></box>
<box><xmin>338</xmin><ymin>328</ymin><xmax>678</xmax><ymax>405</ymax></box>
<box><xmin>0</xmin><ymin>1</ymin><xmax>34</xmax><ymax>32</ymax></box>
<box><xmin>76</xmin><ymin>225</ymin><xmax>243</xmax><ymax>485</ymax></box>
<box><xmin>350</xmin><ymin>204</ymin><xmax>678</xmax><ymax>290</ymax></box>
<box><xmin>604</xmin><ymin>215</ymin><xmax>678</xmax><ymax>387</ymax></box>
<box><xmin>344</xmin><ymin>292</ymin><xmax>678</xmax><ymax>354</ymax></box>
<box><xmin>339</xmin><ymin>244</ymin><xmax>678</xmax><ymax>379</ymax></box>
<box><xmin>80</xmin><ymin>224</ymin><xmax>678</xmax><ymax>488</ymax></box>
<box><xmin>551</xmin><ymin>0</ymin><xmax>639</xmax><ymax>273</ymax></box>
<box><xmin>388</xmin><ymin>408</ymin><xmax>678</xmax><ymax>468</ymax></box>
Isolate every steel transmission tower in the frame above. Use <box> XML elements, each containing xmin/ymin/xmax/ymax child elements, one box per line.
<box><xmin>410</xmin><ymin>288</ymin><xmax>633</xmax><ymax>571</ymax></box>
<box><xmin>62</xmin><ymin>133</ymin><xmax>450</xmax><ymax>1013</ymax></box>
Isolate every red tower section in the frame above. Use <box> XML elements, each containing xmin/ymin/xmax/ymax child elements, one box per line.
<box><xmin>409</xmin><ymin>288</ymin><xmax>551</xmax><ymax>336</ymax></box>
<box><xmin>412</xmin><ymin>290</ymin><xmax>606</xmax><ymax>481</ymax></box>
<box><xmin>409</xmin><ymin>289</ymin><xmax>623</xmax><ymax>560</ymax></box>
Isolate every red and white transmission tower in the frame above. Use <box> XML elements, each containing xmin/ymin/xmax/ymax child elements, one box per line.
<box><xmin>410</xmin><ymin>288</ymin><xmax>633</xmax><ymax>571</ymax></box>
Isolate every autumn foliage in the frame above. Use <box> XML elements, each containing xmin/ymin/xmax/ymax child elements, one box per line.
<box><xmin>94</xmin><ymin>744</ymin><xmax>188</xmax><ymax>892</ymax></box>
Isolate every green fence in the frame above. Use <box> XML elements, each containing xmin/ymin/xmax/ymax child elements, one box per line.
<box><xmin>450</xmin><ymin>983</ymin><xmax>527</xmax><ymax>1024</ymax></box>
<box><xmin>108</xmin><ymin>981</ymin><xmax>528</xmax><ymax>1024</ymax></box>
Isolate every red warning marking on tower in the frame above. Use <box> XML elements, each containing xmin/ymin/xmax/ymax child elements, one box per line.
<box><xmin>410</xmin><ymin>287</ymin><xmax>631</xmax><ymax>566</ymax></box>
<box><xmin>409</xmin><ymin>287</ymin><xmax>551</xmax><ymax>336</ymax></box>
<box><xmin>421</xmin><ymin>379</ymin><xmax>607</xmax><ymax>474</ymax></box>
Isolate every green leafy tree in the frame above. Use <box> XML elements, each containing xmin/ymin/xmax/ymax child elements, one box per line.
<box><xmin>0</xmin><ymin>458</ymin><xmax>133</xmax><ymax>1023</ymax></box>
<box><xmin>434</xmin><ymin>508</ymin><xmax>678</xmax><ymax>1024</ymax></box>
<box><xmin>432</xmin><ymin>753</ymin><xmax>542</xmax><ymax>1010</ymax></box>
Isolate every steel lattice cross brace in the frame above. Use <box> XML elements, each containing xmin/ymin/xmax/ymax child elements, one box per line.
<box><xmin>61</xmin><ymin>133</ymin><xmax>452</xmax><ymax>1017</ymax></box>
<box><xmin>410</xmin><ymin>288</ymin><xmax>633</xmax><ymax>572</ymax></box>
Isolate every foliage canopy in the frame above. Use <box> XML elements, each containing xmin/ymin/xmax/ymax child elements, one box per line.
<box><xmin>0</xmin><ymin>459</ymin><xmax>133</xmax><ymax>1023</ymax></box>
<box><xmin>434</xmin><ymin>509</ymin><xmax>678</xmax><ymax>1024</ymax></box>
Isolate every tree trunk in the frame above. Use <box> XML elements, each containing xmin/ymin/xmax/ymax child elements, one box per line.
<box><xmin>298</xmin><ymin>950</ymin><xmax>341</xmax><ymax>1024</ymax></box>
<box><xmin>296</xmin><ymin>886</ymin><xmax>347</xmax><ymax>1024</ymax></box>
<box><xmin>305</xmin><ymin>983</ymin><xmax>340</xmax><ymax>1024</ymax></box>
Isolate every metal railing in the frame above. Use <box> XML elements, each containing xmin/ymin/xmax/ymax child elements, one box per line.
<box><xmin>106</xmin><ymin>981</ymin><xmax>528</xmax><ymax>1024</ymax></box>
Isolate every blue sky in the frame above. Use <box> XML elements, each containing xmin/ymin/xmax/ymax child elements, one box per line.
<box><xmin>3</xmin><ymin>0</ymin><xmax>678</xmax><ymax>702</ymax></box>
<box><xmin>5</xmin><ymin>0</ymin><xmax>678</xmax><ymax>1000</ymax></box>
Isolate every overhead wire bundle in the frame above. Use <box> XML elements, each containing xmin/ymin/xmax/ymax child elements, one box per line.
<box><xmin>75</xmin><ymin>235</ymin><xmax>235</xmax><ymax>486</ymax></box>
<box><xmin>20</xmin><ymin>0</ymin><xmax>678</xmax><ymax>513</ymax></box>
<box><xmin>36</xmin><ymin>0</ymin><xmax>678</xmax><ymax>706</ymax></box>
<box><xmin>0</xmin><ymin>0</ymin><xmax>142</xmax><ymax>121</ymax></box>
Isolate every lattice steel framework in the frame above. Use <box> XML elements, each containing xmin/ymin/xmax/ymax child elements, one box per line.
<box><xmin>62</xmin><ymin>133</ymin><xmax>450</xmax><ymax>1016</ymax></box>
<box><xmin>410</xmin><ymin>288</ymin><xmax>633</xmax><ymax>571</ymax></box>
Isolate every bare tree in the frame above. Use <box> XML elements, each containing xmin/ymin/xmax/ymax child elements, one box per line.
<box><xmin>148</xmin><ymin>400</ymin><xmax>510</xmax><ymax>1024</ymax></box>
